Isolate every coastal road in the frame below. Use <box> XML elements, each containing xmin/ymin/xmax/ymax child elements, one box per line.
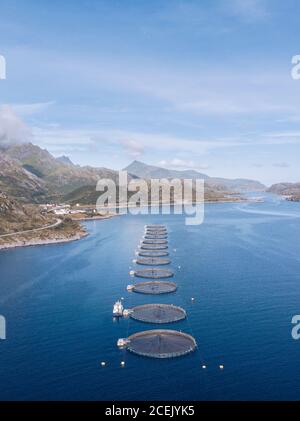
<box><xmin>0</xmin><ymin>219</ymin><xmax>62</xmax><ymax>239</ymax></box>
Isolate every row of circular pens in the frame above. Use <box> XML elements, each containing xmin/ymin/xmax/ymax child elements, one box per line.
<box><xmin>113</xmin><ymin>224</ymin><xmax>197</xmax><ymax>360</ymax></box>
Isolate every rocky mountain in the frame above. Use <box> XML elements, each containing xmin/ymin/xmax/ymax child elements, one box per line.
<box><xmin>56</xmin><ymin>155</ymin><xmax>74</xmax><ymax>166</ymax></box>
<box><xmin>268</xmin><ymin>182</ymin><xmax>300</xmax><ymax>201</ymax></box>
<box><xmin>2</xmin><ymin>142</ymin><xmax>120</xmax><ymax>200</ymax></box>
<box><xmin>0</xmin><ymin>152</ymin><xmax>49</xmax><ymax>202</ymax></box>
<box><xmin>124</xmin><ymin>160</ymin><xmax>210</xmax><ymax>181</ymax></box>
<box><xmin>64</xmin><ymin>179</ymin><xmax>240</xmax><ymax>206</ymax></box>
<box><xmin>0</xmin><ymin>191</ymin><xmax>86</xmax><ymax>248</ymax></box>
<box><xmin>0</xmin><ymin>191</ymin><xmax>49</xmax><ymax>235</ymax></box>
<box><xmin>124</xmin><ymin>161</ymin><xmax>265</xmax><ymax>192</ymax></box>
<box><xmin>0</xmin><ymin>142</ymin><xmax>264</xmax><ymax>206</ymax></box>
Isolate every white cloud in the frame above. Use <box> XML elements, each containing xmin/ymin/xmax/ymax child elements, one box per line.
<box><xmin>158</xmin><ymin>158</ymin><xmax>209</xmax><ymax>171</ymax></box>
<box><xmin>30</xmin><ymin>124</ymin><xmax>241</xmax><ymax>160</ymax></box>
<box><xmin>11</xmin><ymin>101</ymin><xmax>55</xmax><ymax>117</ymax></box>
<box><xmin>272</xmin><ymin>162</ymin><xmax>290</xmax><ymax>168</ymax></box>
<box><xmin>262</xmin><ymin>132</ymin><xmax>300</xmax><ymax>145</ymax></box>
<box><xmin>5</xmin><ymin>45</ymin><xmax>298</xmax><ymax>122</ymax></box>
<box><xmin>0</xmin><ymin>105</ymin><xmax>32</xmax><ymax>146</ymax></box>
<box><xmin>120</xmin><ymin>138</ymin><xmax>144</xmax><ymax>158</ymax></box>
<box><xmin>225</xmin><ymin>0</ymin><xmax>269</xmax><ymax>22</ymax></box>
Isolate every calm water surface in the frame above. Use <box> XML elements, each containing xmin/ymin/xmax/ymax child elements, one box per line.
<box><xmin>0</xmin><ymin>194</ymin><xmax>300</xmax><ymax>400</ymax></box>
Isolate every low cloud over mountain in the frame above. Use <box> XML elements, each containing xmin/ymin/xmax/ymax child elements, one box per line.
<box><xmin>0</xmin><ymin>106</ymin><xmax>32</xmax><ymax>147</ymax></box>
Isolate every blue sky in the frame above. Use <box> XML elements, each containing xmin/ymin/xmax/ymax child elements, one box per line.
<box><xmin>0</xmin><ymin>0</ymin><xmax>300</xmax><ymax>185</ymax></box>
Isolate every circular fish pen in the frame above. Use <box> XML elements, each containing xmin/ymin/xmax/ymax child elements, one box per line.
<box><xmin>145</xmin><ymin>233</ymin><xmax>167</xmax><ymax>238</ymax></box>
<box><xmin>136</xmin><ymin>257</ymin><xmax>171</xmax><ymax>266</ymax></box>
<box><xmin>146</xmin><ymin>228</ymin><xmax>167</xmax><ymax>232</ymax></box>
<box><xmin>141</xmin><ymin>244</ymin><xmax>168</xmax><ymax>250</ymax></box>
<box><xmin>134</xmin><ymin>268</ymin><xmax>174</xmax><ymax>279</ymax></box>
<box><xmin>144</xmin><ymin>234</ymin><xmax>168</xmax><ymax>240</ymax></box>
<box><xmin>138</xmin><ymin>250</ymin><xmax>169</xmax><ymax>258</ymax></box>
<box><xmin>142</xmin><ymin>239</ymin><xmax>168</xmax><ymax>245</ymax></box>
<box><xmin>130</xmin><ymin>304</ymin><xmax>186</xmax><ymax>324</ymax></box>
<box><xmin>126</xmin><ymin>330</ymin><xmax>197</xmax><ymax>358</ymax></box>
<box><xmin>132</xmin><ymin>281</ymin><xmax>177</xmax><ymax>295</ymax></box>
<box><xmin>136</xmin><ymin>257</ymin><xmax>170</xmax><ymax>266</ymax></box>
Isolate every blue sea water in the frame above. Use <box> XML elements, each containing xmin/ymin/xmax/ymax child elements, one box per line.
<box><xmin>0</xmin><ymin>194</ymin><xmax>300</xmax><ymax>401</ymax></box>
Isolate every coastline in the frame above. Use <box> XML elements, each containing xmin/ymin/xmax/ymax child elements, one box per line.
<box><xmin>70</xmin><ymin>214</ymin><xmax>116</xmax><ymax>221</ymax></box>
<box><xmin>0</xmin><ymin>213</ymin><xmax>116</xmax><ymax>251</ymax></box>
<box><xmin>0</xmin><ymin>197</ymin><xmax>263</xmax><ymax>252</ymax></box>
<box><xmin>0</xmin><ymin>231</ymin><xmax>88</xmax><ymax>251</ymax></box>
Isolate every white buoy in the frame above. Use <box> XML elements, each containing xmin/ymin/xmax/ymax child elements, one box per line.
<box><xmin>219</xmin><ymin>365</ymin><xmax>224</xmax><ymax>370</ymax></box>
<box><xmin>202</xmin><ymin>365</ymin><xmax>207</xmax><ymax>369</ymax></box>
<box><xmin>121</xmin><ymin>361</ymin><xmax>126</xmax><ymax>368</ymax></box>
<box><xmin>191</xmin><ymin>297</ymin><xmax>195</xmax><ymax>302</ymax></box>
<box><xmin>101</xmin><ymin>361</ymin><xmax>106</xmax><ymax>367</ymax></box>
<box><xmin>178</xmin><ymin>266</ymin><xmax>181</xmax><ymax>269</ymax></box>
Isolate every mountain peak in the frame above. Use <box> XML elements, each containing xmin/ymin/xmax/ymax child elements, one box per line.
<box><xmin>123</xmin><ymin>160</ymin><xmax>209</xmax><ymax>180</ymax></box>
<box><xmin>56</xmin><ymin>155</ymin><xmax>74</xmax><ymax>166</ymax></box>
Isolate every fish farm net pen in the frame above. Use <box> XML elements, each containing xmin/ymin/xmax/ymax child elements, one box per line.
<box><xmin>144</xmin><ymin>235</ymin><xmax>168</xmax><ymax>240</ymax></box>
<box><xmin>134</xmin><ymin>268</ymin><xmax>174</xmax><ymax>279</ymax></box>
<box><xmin>138</xmin><ymin>250</ymin><xmax>169</xmax><ymax>257</ymax></box>
<box><xmin>126</xmin><ymin>330</ymin><xmax>197</xmax><ymax>359</ymax></box>
<box><xmin>136</xmin><ymin>257</ymin><xmax>171</xmax><ymax>266</ymax></box>
<box><xmin>129</xmin><ymin>304</ymin><xmax>186</xmax><ymax>324</ymax></box>
<box><xmin>145</xmin><ymin>229</ymin><xmax>167</xmax><ymax>234</ymax></box>
<box><xmin>140</xmin><ymin>244</ymin><xmax>169</xmax><ymax>250</ymax></box>
<box><xmin>142</xmin><ymin>239</ymin><xmax>168</xmax><ymax>245</ymax></box>
<box><xmin>145</xmin><ymin>226</ymin><xmax>167</xmax><ymax>230</ymax></box>
<box><xmin>130</xmin><ymin>281</ymin><xmax>178</xmax><ymax>295</ymax></box>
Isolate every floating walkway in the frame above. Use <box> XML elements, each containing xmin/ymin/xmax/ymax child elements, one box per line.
<box><xmin>130</xmin><ymin>304</ymin><xmax>186</xmax><ymax>324</ymax></box>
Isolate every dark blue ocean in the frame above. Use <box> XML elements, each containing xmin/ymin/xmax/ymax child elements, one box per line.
<box><xmin>1</xmin><ymin>194</ymin><xmax>300</xmax><ymax>401</ymax></box>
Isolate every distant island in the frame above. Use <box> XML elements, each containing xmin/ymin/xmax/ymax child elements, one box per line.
<box><xmin>268</xmin><ymin>183</ymin><xmax>300</xmax><ymax>202</ymax></box>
